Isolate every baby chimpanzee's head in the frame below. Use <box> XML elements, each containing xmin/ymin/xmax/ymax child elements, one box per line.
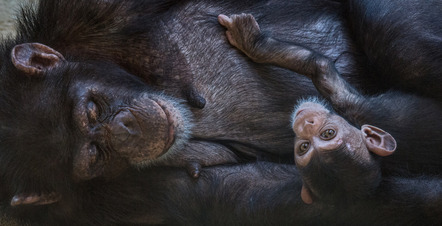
<box><xmin>291</xmin><ymin>98</ymin><xmax>397</xmax><ymax>204</ymax></box>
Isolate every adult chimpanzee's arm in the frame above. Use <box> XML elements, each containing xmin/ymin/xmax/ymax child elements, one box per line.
<box><xmin>94</xmin><ymin>164</ymin><xmax>442</xmax><ymax>225</ymax></box>
<box><xmin>346</xmin><ymin>0</ymin><xmax>442</xmax><ymax>100</ymax></box>
<box><xmin>125</xmin><ymin>164</ymin><xmax>442</xmax><ymax>225</ymax></box>
<box><xmin>218</xmin><ymin>14</ymin><xmax>362</xmax><ymax>113</ymax></box>
<box><xmin>341</xmin><ymin>176</ymin><xmax>442</xmax><ymax>225</ymax></box>
<box><xmin>4</xmin><ymin>162</ymin><xmax>442</xmax><ymax>225</ymax></box>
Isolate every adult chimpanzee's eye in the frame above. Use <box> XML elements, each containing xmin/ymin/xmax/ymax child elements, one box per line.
<box><xmin>320</xmin><ymin>129</ymin><xmax>336</xmax><ymax>140</ymax></box>
<box><xmin>88</xmin><ymin>143</ymin><xmax>99</xmax><ymax>164</ymax></box>
<box><xmin>87</xmin><ymin>101</ymin><xmax>99</xmax><ymax>123</ymax></box>
<box><xmin>298</xmin><ymin>142</ymin><xmax>310</xmax><ymax>155</ymax></box>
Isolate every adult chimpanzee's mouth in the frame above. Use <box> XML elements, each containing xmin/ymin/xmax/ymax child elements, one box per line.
<box><xmin>153</xmin><ymin>99</ymin><xmax>176</xmax><ymax>154</ymax></box>
<box><xmin>124</xmin><ymin>93</ymin><xmax>192</xmax><ymax>167</ymax></box>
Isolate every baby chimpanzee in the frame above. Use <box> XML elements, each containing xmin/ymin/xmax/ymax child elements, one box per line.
<box><xmin>218</xmin><ymin>13</ymin><xmax>442</xmax><ymax>205</ymax></box>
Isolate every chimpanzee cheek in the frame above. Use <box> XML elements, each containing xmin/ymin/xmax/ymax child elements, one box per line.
<box><xmin>342</xmin><ymin>129</ymin><xmax>366</xmax><ymax>154</ymax></box>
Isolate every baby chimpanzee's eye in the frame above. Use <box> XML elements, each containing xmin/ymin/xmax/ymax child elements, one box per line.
<box><xmin>298</xmin><ymin>142</ymin><xmax>310</xmax><ymax>155</ymax></box>
<box><xmin>320</xmin><ymin>129</ymin><xmax>336</xmax><ymax>140</ymax></box>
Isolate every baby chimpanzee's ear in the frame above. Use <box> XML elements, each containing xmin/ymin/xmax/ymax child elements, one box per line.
<box><xmin>11</xmin><ymin>43</ymin><xmax>65</xmax><ymax>76</ymax></box>
<box><xmin>301</xmin><ymin>184</ymin><xmax>314</xmax><ymax>204</ymax></box>
<box><xmin>361</xmin><ymin>125</ymin><xmax>397</xmax><ymax>156</ymax></box>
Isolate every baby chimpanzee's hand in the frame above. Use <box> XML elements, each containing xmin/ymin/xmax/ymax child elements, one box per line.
<box><xmin>218</xmin><ymin>13</ymin><xmax>268</xmax><ymax>64</ymax></box>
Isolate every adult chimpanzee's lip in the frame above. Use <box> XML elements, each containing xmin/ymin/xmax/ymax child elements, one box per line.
<box><xmin>154</xmin><ymin>100</ymin><xmax>176</xmax><ymax>154</ymax></box>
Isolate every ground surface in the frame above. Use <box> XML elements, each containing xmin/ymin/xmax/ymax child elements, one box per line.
<box><xmin>0</xmin><ymin>0</ymin><xmax>22</xmax><ymax>37</ymax></box>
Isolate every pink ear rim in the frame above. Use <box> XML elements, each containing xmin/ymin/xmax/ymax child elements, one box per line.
<box><xmin>301</xmin><ymin>184</ymin><xmax>313</xmax><ymax>204</ymax></box>
<box><xmin>11</xmin><ymin>43</ymin><xmax>65</xmax><ymax>76</ymax></box>
<box><xmin>361</xmin><ymin>124</ymin><xmax>397</xmax><ymax>157</ymax></box>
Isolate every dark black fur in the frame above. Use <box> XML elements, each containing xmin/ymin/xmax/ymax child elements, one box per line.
<box><xmin>299</xmin><ymin>144</ymin><xmax>382</xmax><ymax>204</ymax></box>
<box><xmin>344</xmin><ymin>0</ymin><xmax>442</xmax><ymax>174</ymax></box>
<box><xmin>346</xmin><ymin>0</ymin><xmax>442</xmax><ymax>100</ymax></box>
<box><xmin>340</xmin><ymin>91</ymin><xmax>442</xmax><ymax>175</ymax></box>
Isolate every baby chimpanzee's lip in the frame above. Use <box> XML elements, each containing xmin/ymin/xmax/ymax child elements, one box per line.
<box><xmin>153</xmin><ymin>100</ymin><xmax>176</xmax><ymax>154</ymax></box>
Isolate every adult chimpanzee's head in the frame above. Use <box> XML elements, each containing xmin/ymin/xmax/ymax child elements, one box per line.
<box><xmin>0</xmin><ymin>42</ymin><xmax>192</xmax><ymax>206</ymax></box>
<box><xmin>291</xmin><ymin>98</ymin><xmax>397</xmax><ymax>205</ymax></box>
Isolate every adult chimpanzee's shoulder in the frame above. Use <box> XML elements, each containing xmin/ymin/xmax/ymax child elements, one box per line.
<box><xmin>15</xmin><ymin>0</ymin><xmax>125</xmax><ymax>43</ymax></box>
<box><xmin>128</xmin><ymin>0</ymin><xmax>183</xmax><ymax>13</ymax></box>
<box><xmin>14</xmin><ymin>0</ymin><xmax>180</xmax><ymax>47</ymax></box>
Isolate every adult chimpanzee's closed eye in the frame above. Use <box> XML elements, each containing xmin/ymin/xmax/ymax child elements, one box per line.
<box><xmin>219</xmin><ymin>13</ymin><xmax>442</xmax><ymax>205</ymax></box>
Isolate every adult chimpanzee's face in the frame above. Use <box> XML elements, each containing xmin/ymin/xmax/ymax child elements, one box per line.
<box><xmin>72</xmin><ymin>76</ymin><xmax>175</xmax><ymax>166</ymax></box>
<box><xmin>67</xmin><ymin>62</ymin><xmax>192</xmax><ymax>180</ymax></box>
<box><xmin>0</xmin><ymin>43</ymin><xmax>192</xmax><ymax>198</ymax></box>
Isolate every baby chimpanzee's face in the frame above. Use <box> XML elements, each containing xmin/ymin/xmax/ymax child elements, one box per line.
<box><xmin>290</xmin><ymin>100</ymin><xmax>397</xmax><ymax>204</ymax></box>
<box><xmin>292</xmin><ymin>101</ymin><xmax>372</xmax><ymax>168</ymax></box>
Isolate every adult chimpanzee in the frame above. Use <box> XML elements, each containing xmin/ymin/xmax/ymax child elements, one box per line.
<box><xmin>1</xmin><ymin>0</ymin><xmax>246</xmax><ymax>207</ymax></box>
<box><xmin>0</xmin><ymin>0</ymin><xmax>441</xmax><ymax>225</ymax></box>
<box><xmin>218</xmin><ymin>4</ymin><xmax>442</xmax><ymax>205</ymax></box>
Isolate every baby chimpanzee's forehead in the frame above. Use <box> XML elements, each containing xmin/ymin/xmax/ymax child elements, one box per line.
<box><xmin>293</xmin><ymin>97</ymin><xmax>334</xmax><ymax>114</ymax></box>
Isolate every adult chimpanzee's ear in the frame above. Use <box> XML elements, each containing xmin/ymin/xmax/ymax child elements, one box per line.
<box><xmin>361</xmin><ymin>125</ymin><xmax>397</xmax><ymax>156</ymax></box>
<box><xmin>72</xmin><ymin>144</ymin><xmax>105</xmax><ymax>181</ymax></box>
<box><xmin>11</xmin><ymin>43</ymin><xmax>65</xmax><ymax>76</ymax></box>
<box><xmin>301</xmin><ymin>184</ymin><xmax>314</xmax><ymax>204</ymax></box>
<box><xmin>10</xmin><ymin>192</ymin><xmax>61</xmax><ymax>206</ymax></box>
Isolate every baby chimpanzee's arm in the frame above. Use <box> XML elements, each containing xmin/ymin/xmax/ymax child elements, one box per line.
<box><xmin>218</xmin><ymin>14</ymin><xmax>362</xmax><ymax>113</ymax></box>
